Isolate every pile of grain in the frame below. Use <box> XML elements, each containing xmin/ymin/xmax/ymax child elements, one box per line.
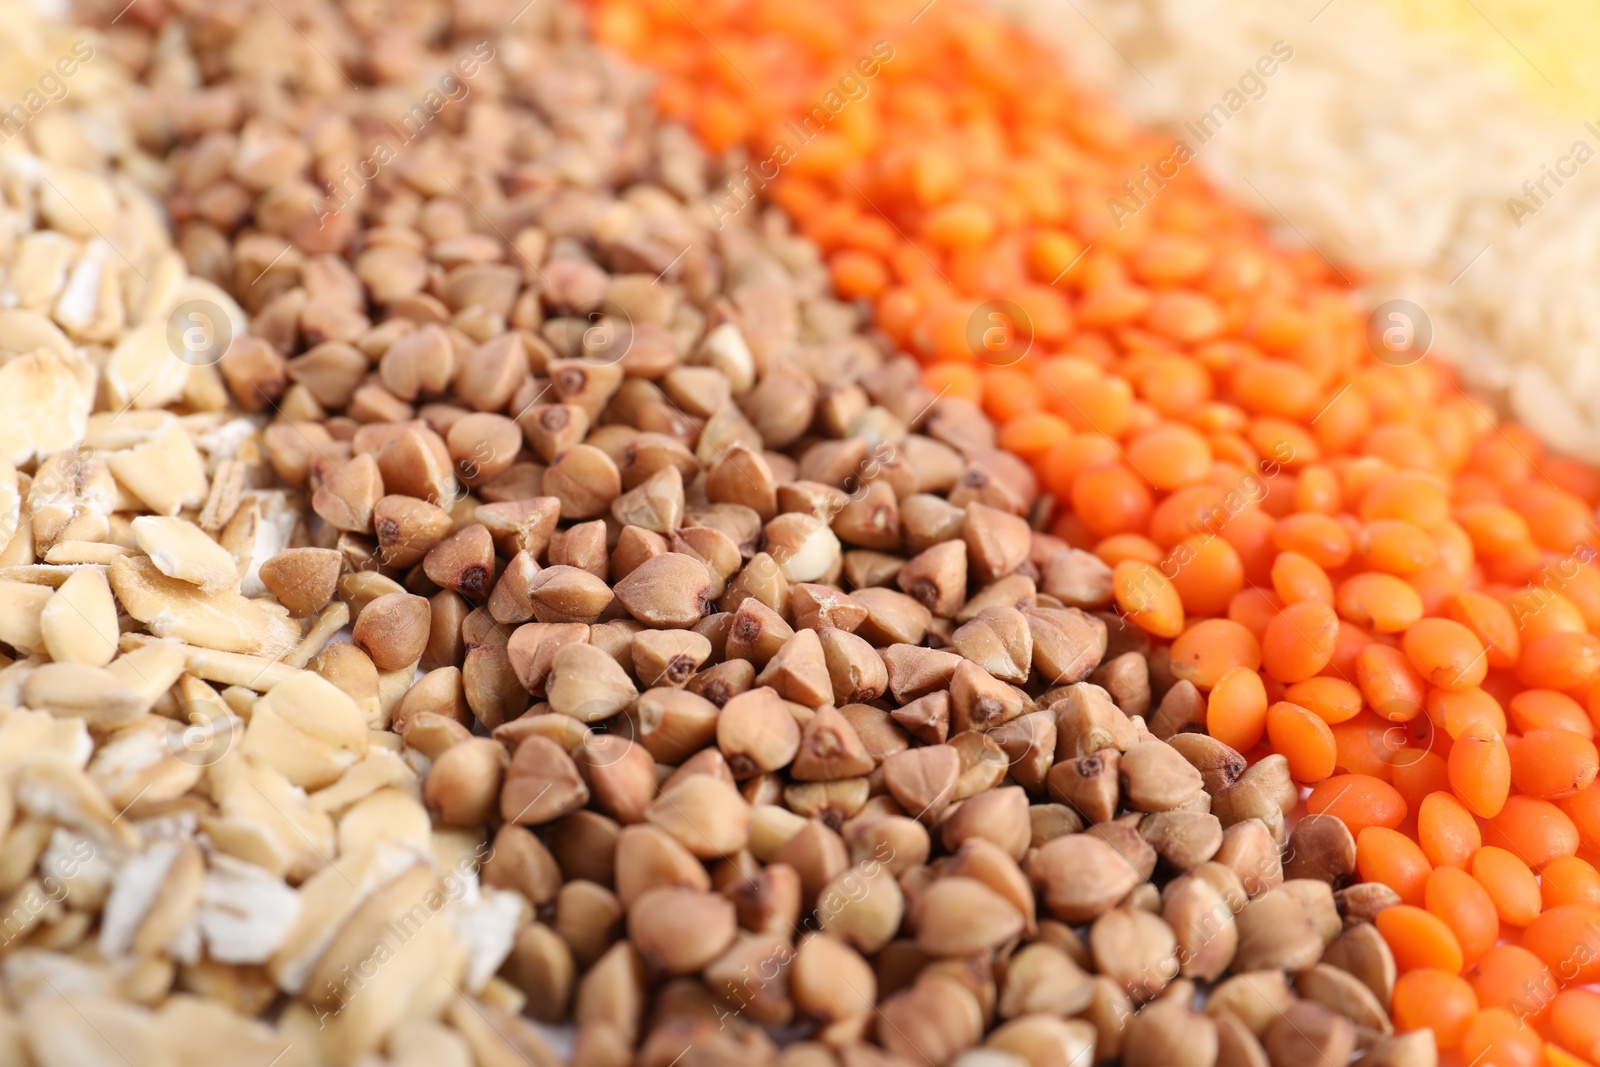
<box><xmin>989</xmin><ymin>0</ymin><xmax>1600</xmax><ymax>462</ymax></box>
<box><xmin>0</xmin><ymin>0</ymin><xmax>148</xmax><ymax>177</ymax></box>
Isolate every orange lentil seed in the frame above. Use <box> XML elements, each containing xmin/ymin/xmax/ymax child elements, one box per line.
<box><xmin>1484</xmin><ymin>796</ymin><xmax>1581</xmax><ymax>869</ymax></box>
<box><xmin>1449</xmin><ymin>724</ymin><xmax>1513</xmax><ymax>819</ymax></box>
<box><xmin>1550</xmin><ymin>989</ymin><xmax>1600</xmax><ymax>1061</ymax></box>
<box><xmin>1307</xmin><ymin>773</ymin><xmax>1406</xmax><ymax>837</ymax></box>
<box><xmin>1112</xmin><ymin>560</ymin><xmax>1185</xmax><ymax>639</ymax></box>
<box><xmin>1260</xmin><ymin>599</ymin><xmax>1340</xmax><ymax>684</ymax></box>
<box><xmin>1265</xmin><ymin>700</ymin><xmax>1336</xmax><ymax>782</ymax></box>
<box><xmin>1403</xmin><ymin>617</ymin><xmax>1489</xmax><ymax>691</ymax></box>
<box><xmin>1282</xmin><ymin>676</ymin><xmax>1364</xmax><ymax>724</ymax></box>
<box><xmin>1391</xmin><ymin>968</ymin><xmax>1477</xmax><ymax>1050</ymax></box>
<box><xmin>1541</xmin><ymin>856</ymin><xmax>1600</xmax><ymax>910</ymax></box>
<box><xmin>1357</xmin><ymin>826</ymin><xmax>1433</xmax><ymax>906</ymax></box>
<box><xmin>1356</xmin><ymin>643</ymin><xmax>1428</xmax><ymax>723</ymax></box>
<box><xmin>1521</xmin><ymin>905</ymin><xmax>1600</xmax><ymax>984</ymax></box>
<box><xmin>1335</xmin><ymin>571</ymin><xmax>1425</xmax><ymax>633</ymax></box>
<box><xmin>1471</xmin><ymin>846</ymin><xmax>1543</xmax><ymax>928</ymax></box>
<box><xmin>1425</xmin><ymin>865</ymin><xmax>1500</xmax><ymax>965</ymax></box>
<box><xmin>1508</xmin><ymin>729</ymin><xmax>1599</xmax><ymax>799</ymax></box>
<box><xmin>1167</xmin><ymin>619</ymin><xmax>1263</xmax><ymax>692</ymax></box>
<box><xmin>1377</xmin><ymin>904</ymin><xmax>1465</xmax><ymax>974</ymax></box>
<box><xmin>1468</xmin><ymin>946</ymin><xmax>1556</xmax><ymax>1025</ymax></box>
<box><xmin>1507</xmin><ymin>690</ymin><xmax>1594</xmax><ymax>739</ymax></box>
<box><xmin>1206</xmin><ymin>665</ymin><xmax>1269</xmax><ymax>753</ymax></box>
<box><xmin>1418</xmin><ymin>791</ymin><xmax>1483</xmax><ymax>869</ymax></box>
<box><xmin>1459</xmin><ymin>1007</ymin><xmax>1544</xmax><ymax>1067</ymax></box>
